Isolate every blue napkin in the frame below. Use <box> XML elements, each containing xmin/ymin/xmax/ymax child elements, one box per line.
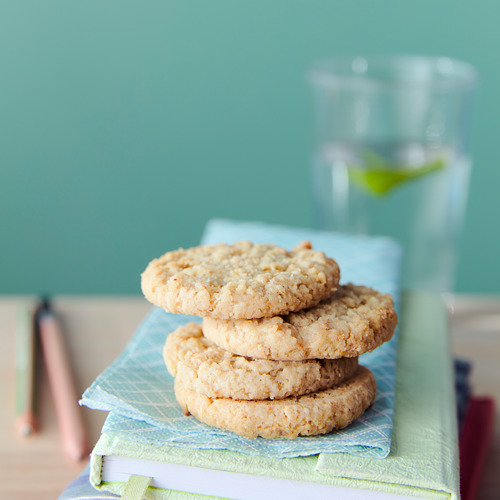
<box><xmin>81</xmin><ymin>219</ymin><xmax>402</xmax><ymax>459</ymax></box>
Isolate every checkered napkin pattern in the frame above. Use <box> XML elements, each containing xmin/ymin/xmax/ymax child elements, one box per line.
<box><xmin>81</xmin><ymin>219</ymin><xmax>402</xmax><ymax>459</ymax></box>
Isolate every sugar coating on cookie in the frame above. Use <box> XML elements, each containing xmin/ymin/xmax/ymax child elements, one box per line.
<box><xmin>175</xmin><ymin>365</ymin><xmax>376</xmax><ymax>439</ymax></box>
<box><xmin>141</xmin><ymin>241</ymin><xmax>340</xmax><ymax>319</ymax></box>
<box><xmin>203</xmin><ymin>283</ymin><xmax>397</xmax><ymax>360</ymax></box>
<box><xmin>164</xmin><ymin>322</ymin><xmax>359</xmax><ymax>400</ymax></box>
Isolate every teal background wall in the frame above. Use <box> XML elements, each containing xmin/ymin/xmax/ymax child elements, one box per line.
<box><xmin>1</xmin><ymin>1</ymin><xmax>499</xmax><ymax>295</ymax></box>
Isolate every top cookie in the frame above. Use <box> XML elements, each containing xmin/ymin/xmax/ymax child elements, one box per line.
<box><xmin>203</xmin><ymin>283</ymin><xmax>397</xmax><ymax>360</ymax></box>
<box><xmin>141</xmin><ymin>241</ymin><xmax>340</xmax><ymax>319</ymax></box>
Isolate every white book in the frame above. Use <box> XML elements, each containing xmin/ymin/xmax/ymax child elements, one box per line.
<box><xmin>101</xmin><ymin>454</ymin><xmax>425</xmax><ymax>500</ymax></box>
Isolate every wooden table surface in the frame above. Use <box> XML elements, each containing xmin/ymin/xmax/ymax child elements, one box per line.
<box><xmin>0</xmin><ymin>294</ymin><xmax>498</xmax><ymax>499</ymax></box>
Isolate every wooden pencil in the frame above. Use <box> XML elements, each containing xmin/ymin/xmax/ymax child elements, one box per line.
<box><xmin>37</xmin><ymin>299</ymin><xmax>89</xmax><ymax>462</ymax></box>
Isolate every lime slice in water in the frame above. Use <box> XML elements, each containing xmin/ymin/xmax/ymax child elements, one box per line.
<box><xmin>348</xmin><ymin>153</ymin><xmax>446</xmax><ymax>196</ymax></box>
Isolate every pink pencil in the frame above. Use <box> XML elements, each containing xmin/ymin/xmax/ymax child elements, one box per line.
<box><xmin>37</xmin><ymin>299</ymin><xmax>89</xmax><ymax>462</ymax></box>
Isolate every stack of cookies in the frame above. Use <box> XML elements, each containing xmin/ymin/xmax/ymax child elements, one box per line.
<box><xmin>141</xmin><ymin>240</ymin><xmax>397</xmax><ymax>439</ymax></box>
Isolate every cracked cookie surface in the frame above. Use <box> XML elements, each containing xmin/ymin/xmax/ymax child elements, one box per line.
<box><xmin>164</xmin><ymin>322</ymin><xmax>358</xmax><ymax>400</ymax></box>
<box><xmin>203</xmin><ymin>283</ymin><xmax>397</xmax><ymax>360</ymax></box>
<box><xmin>141</xmin><ymin>241</ymin><xmax>340</xmax><ymax>319</ymax></box>
<box><xmin>175</xmin><ymin>365</ymin><xmax>376</xmax><ymax>439</ymax></box>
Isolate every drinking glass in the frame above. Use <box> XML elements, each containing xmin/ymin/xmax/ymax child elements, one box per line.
<box><xmin>308</xmin><ymin>55</ymin><xmax>478</xmax><ymax>294</ymax></box>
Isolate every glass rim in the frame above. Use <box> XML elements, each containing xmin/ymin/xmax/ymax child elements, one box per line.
<box><xmin>308</xmin><ymin>54</ymin><xmax>478</xmax><ymax>91</ymax></box>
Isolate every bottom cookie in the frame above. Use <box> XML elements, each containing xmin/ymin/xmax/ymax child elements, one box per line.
<box><xmin>175</xmin><ymin>365</ymin><xmax>376</xmax><ymax>439</ymax></box>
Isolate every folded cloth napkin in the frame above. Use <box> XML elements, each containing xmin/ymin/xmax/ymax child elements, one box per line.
<box><xmin>80</xmin><ymin>219</ymin><xmax>402</xmax><ymax>459</ymax></box>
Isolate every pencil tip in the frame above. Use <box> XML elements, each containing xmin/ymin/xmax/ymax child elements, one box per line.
<box><xmin>35</xmin><ymin>295</ymin><xmax>52</xmax><ymax>318</ymax></box>
<box><xmin>40</xmin><ymin>296</ymin><xmax>51</xmax><ymax>310</ymax></box>
<box><xmin>18</xmin><ymin>423</ymin><xmax>34</xmax><ymax>437</ymax></box>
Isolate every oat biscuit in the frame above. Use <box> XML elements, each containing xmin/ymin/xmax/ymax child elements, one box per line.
<box><xmin>175</xmin><ymin>365</ymin><xmax>376</xmax><ymax>439</ymax></box>
<box><xmin>203</xmin><ymin>283</ymin><xmax>397</xmax><ymax>360</ymax></box>
<box><xmin>141</xmin><ymin>241</ymin><xmax>340</xmax><ymax>319</ymax></box>
<box><xmin>164</xmin><ymin>322</ymin><xmax>359</xmax><ymax>400</ymax></box>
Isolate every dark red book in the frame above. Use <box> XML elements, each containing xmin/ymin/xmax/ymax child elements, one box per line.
<box><xmin>459</xmin><ymin>396</ymin><xmax>496</xmax><ymax>500</ymax></box>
